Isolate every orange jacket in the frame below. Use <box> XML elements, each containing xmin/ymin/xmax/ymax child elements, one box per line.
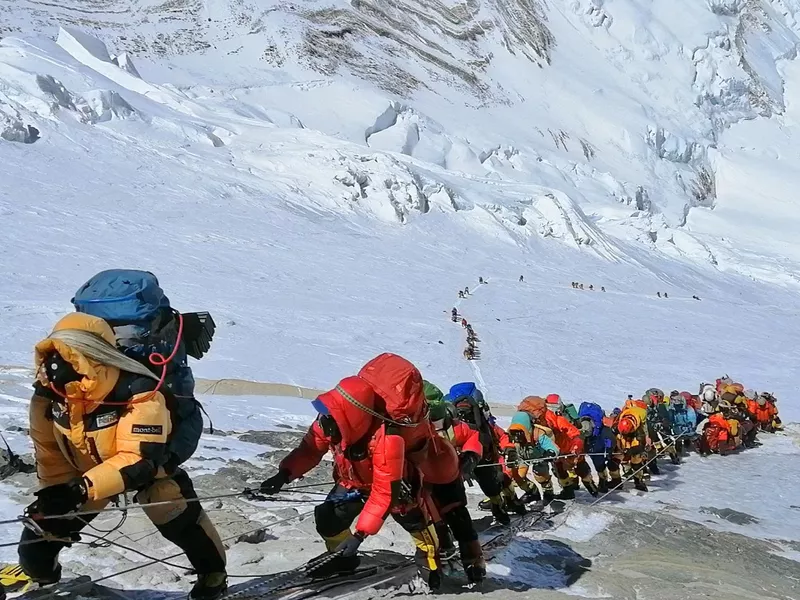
<box><xmin>748</xmin><ymin>400</ymin><xmax>776</xmax><ymax>424</ymax></box>
<box><xmin>31</xmin><ymin>314</ymin><xmax>172</xmax><ymax>502</ymax></box>
<box><xmin>541</xmin><ymin>411</ymin><xmax>582</xmax><ymax>454</ymax></box>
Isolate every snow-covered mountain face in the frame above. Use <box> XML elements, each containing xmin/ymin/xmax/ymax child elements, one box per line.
<box><xmin>1</xmin><ymin>0</ymin><xmax>800</xmax><ymax>416</ymax></box>
<box><xmin>4</xmin><ymin>0</ymin><xmax>800</xmax><ymax>284</ymax></box>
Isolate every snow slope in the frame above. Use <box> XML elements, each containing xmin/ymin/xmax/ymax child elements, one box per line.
<box><xmin>0</xmin><ymin>27</ymin><xmax>799</xmax><ymax>419</ymax></box>
<box><xmin>1</xmin><ymin>2</ymin><xmax>800</xmax><ymax>596</ymax></box>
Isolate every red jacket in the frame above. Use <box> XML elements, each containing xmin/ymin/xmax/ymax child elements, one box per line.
<box><xmin>450</xmin><ymin>420</ymin><xmax>483</xmax><ymax>456</ymax></box>
<box><xmin>280</xmin><ymin>377</ymin><xmax>405</xmax><ymax>536</ymax></box>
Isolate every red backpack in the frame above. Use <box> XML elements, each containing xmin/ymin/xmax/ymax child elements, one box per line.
<box><xmin>358</xmin><ymin>353</ymin><xmax>458</xmax><ymax>484</ymax></box>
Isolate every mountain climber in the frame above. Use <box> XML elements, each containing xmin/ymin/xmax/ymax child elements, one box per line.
<box><xmin>464</xmin><ymin>287</ymin><xmax>469</xmax><ymax>296</ymax></box>
<box><xmin>21</xmin><ymin>314</ymin><xmax>227</xmax><ymax>600</ymax></box>
<box><xmin>751</xmin><ymin>392</ymin><xmax>782</xmax><ymax>432</ymax></box>
<box><xmin>262</xmin><ymin>377</ymin><xmax>452</xmax><ymax>587</ymax></box>
<box><xmin>601</xmin><ymin>287</ymin><xmax>606</xmax><ymax>292</ymax></box>
<box><xmin>517</xmin><ymin>396</ymin><xmax>583</xmax><ymax>500</ymax></box>
<box><xmin>643</xmin><ymin>388</ymin><xmax>679</xmax><ymax>471</ymax></box>
<box><xmin>519</xmin><ymin>275</ymin><xmax>524</xmax><ymax>282</ymax></box>
<box><xmin>546</xmin><ymin>394</ymin><xmax>579</xmax><ymax>425</ymax></box>
<box><xmin>447</xmin><ymin>383</ymin><xmax>515</xmax><ymax>525</ymax></box>
<box><xmin>428</xmin><ymin>392</ymin><xmax>522</xmax><ymax>533</ymax></box>
<box><xmin>576</xmin><ymin>402</ymin><xmax>615</xmax><ymax>494</ymax></box>
<box><xmin>589</xmin><ymin>285</ymin><xmax>594</xmax><ymax>291</ymax></box>
<box><xmin>503</xmin><ymin>410</ymin><xmax>559</xmax><ymax>504</ymax></box>
<box><xmin>696</xmin><ymin>409</ymin><xmax>735</xmax><ymax>456</ymax></box>
<box><xmin>451</xmin><ymin>308</ymin><xmax>458</xmax><ymax>322</ymax></box>
<box><xmin>610</xmin><ymin>403</ymin><xmax>649</xmax><ymax>492</ymax></box>
<box><xmin>579</xmin><ymin>284</ymin><xmax>584</xmax><ymax>290</ymax></box>
<box><xmin>699</xmin><ymin>384</ymin><xmax>718</xmax><ymax>414</ymax></box>
<box><xmin>670</xmin><ymin>392</ymin><xmax>699</xmax><ymax>452</ymax></box>
<box><xmin>458</xmin><ymin>291</ymin><xmax>464</xmax><ymax>299</ymax></box>
<box><xmin>461</xmin><ymin>318</ymin><xmax>468</xmax><ymax>328</ymax></box>
<box><xmin>479</xmin><ymin>277</ymin><xmax>484</xmax><ymax>284</ymax></box>
<box><xmin>421</xmin><ymin>382</ymin><xmax>486</xmax><ymax>582</ymax></box>
<box><xmin>72</xmin><ymin>270</ymin><xmax>213</xmax><ymax>480</ymax></box>
<box><xmin>664</xmin><ymin>292</ymin><xmax>668</xmax><ymax>298</ymax></box>
<box><xmin>657</xmin><ymin>292</ymin><xmax>661</xmax><ymax>298</ymax></box>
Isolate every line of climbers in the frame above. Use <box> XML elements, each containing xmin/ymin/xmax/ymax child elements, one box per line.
<box><xmin>449</xmin><ymin>310</ymin><xmax>480</xmax><ymax>361</ymax></box>
<box><xmin>3</xmin><ymin>270</ymin><xmax>786</xmax><ymax>600</ymax></box>
<box><xmin>258</xmin><ymin>374</ymin><xmax>784</xmax><ymax>589</ymax></box>
<box><xmin>571</xmin><ymin>282</ymin><xmax>605</xmax><ymax>292</ymax></box>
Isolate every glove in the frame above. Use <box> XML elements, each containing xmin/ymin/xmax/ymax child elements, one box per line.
<box><xmin>543</xmin><ymin>449</ymin><xmax>556</xmax><ymax>458</ymax></box>
<box><xmin>260</xmin><ymin>469</ymin><xmax>290</xmax><ymax>495</ymax></box>
<box><xmin>504</xmin><ymin>448</ymin><xmax>519</xmax><ymax>464</ymax></box>
<box><xmin>458</xmin><ymin>452</ymin><xmax>479</xmax><ymax>480</ymax></box>
<box><xmin>335</xmin><ymin>531</ymin><xmax>365</xmax><ymax>557</ymax></box>
<box><xmin>32</xmin><ymin>478</ymin><xmax>89</xmax><ymax>517</ymax></box>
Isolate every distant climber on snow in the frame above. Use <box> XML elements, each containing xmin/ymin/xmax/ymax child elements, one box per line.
<box><xmin>461</xmin><ymin>318</ymin><xmax>468</xmax><ymax>328</ymax></box>
<box><xmin>451</xmin><ymin>308</ymin><xmax>458</xmax><ymax>322</ymax></box>
<box><xmin>519</xmin><ymin>275</ymin><xmax>524</xmax><ymax>282</ymax></box>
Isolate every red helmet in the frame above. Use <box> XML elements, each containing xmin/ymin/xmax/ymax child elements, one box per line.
<box><xmin>617</xmin><ymin>416</ymin><xmax>636</xmax><ymax>435</ymax></box>
<box><xmin>545</xmin><ymin>394</ymin><xmax>564</xmax><ymax>413</ymax></box>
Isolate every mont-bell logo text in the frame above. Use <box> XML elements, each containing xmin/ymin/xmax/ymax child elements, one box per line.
<box><xmin>131</xmin><ymin>424</ymin><xmax>163</xmax><ymax>436</ymax></box>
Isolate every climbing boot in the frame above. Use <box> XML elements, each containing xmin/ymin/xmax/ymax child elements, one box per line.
<box><xmin>190</xmin><ymin>573</ymin><xmax>228</xmax><ymax>600</ymax></box>
<box><xmin>633</xmin><ymin>479</ymin><xmax>648</xmax><ymax>493</ymax></box>
<box><xmin>490</xmin><ymin>503</ymin><xmax>511</xmax><ymax>526</ymax></box>
<box><xmin>648</xmin><ymin>462</ymin><xmax>661</xmax><ymax>476</ymax></box>
<box><xmin>520</xmin><ymin>488</ymin><xmax>542</xmax><ymax>505</ymax></box>
<box><xmin>555</xmin><ymin>484</ymin><xmax>576</xmax><ymax>501</ymax></box>
<box><xmin>582</xmin><ymin>479</ymin><xmax>599</xmax><ymax>497</ymax></box>
<box><xmin>460</xmin><ymin>540</ymin><xmax>486</xmax><ymax>584</ymax></box>
<box><xmin>506</xmin><ymin>496</ymin><xmax>528</xmax><ymax>515</ymax></box>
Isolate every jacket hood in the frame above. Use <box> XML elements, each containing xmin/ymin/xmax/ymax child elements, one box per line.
<box><xmin>358</xmin><ymin>353</ymin><xmax>426</xmax><ymax>423</ymax></box>
<box><xmin>35</xmin><ymin>313</ymin><xmax>120</xmax><ymax>409</ymax></box>
<box><xmin>319</xmin><ymin>376</ymin><xmax>377</xmax><ymax>448</ymax></box>
<box><xmin>509</xmin><ymin>412</ymin><xmax>535</xmax><ymax>442</ymax></box>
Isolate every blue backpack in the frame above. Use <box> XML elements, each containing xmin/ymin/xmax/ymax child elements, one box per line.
<box><xmin>72</xmin><ymin>269</ymin><xmax>216</xmax><ymax>469</ymax></box>
<box><xmin>578</xmin><ymin>402</ymin><xmax>605</xmax><ymax>437</ymax></box>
